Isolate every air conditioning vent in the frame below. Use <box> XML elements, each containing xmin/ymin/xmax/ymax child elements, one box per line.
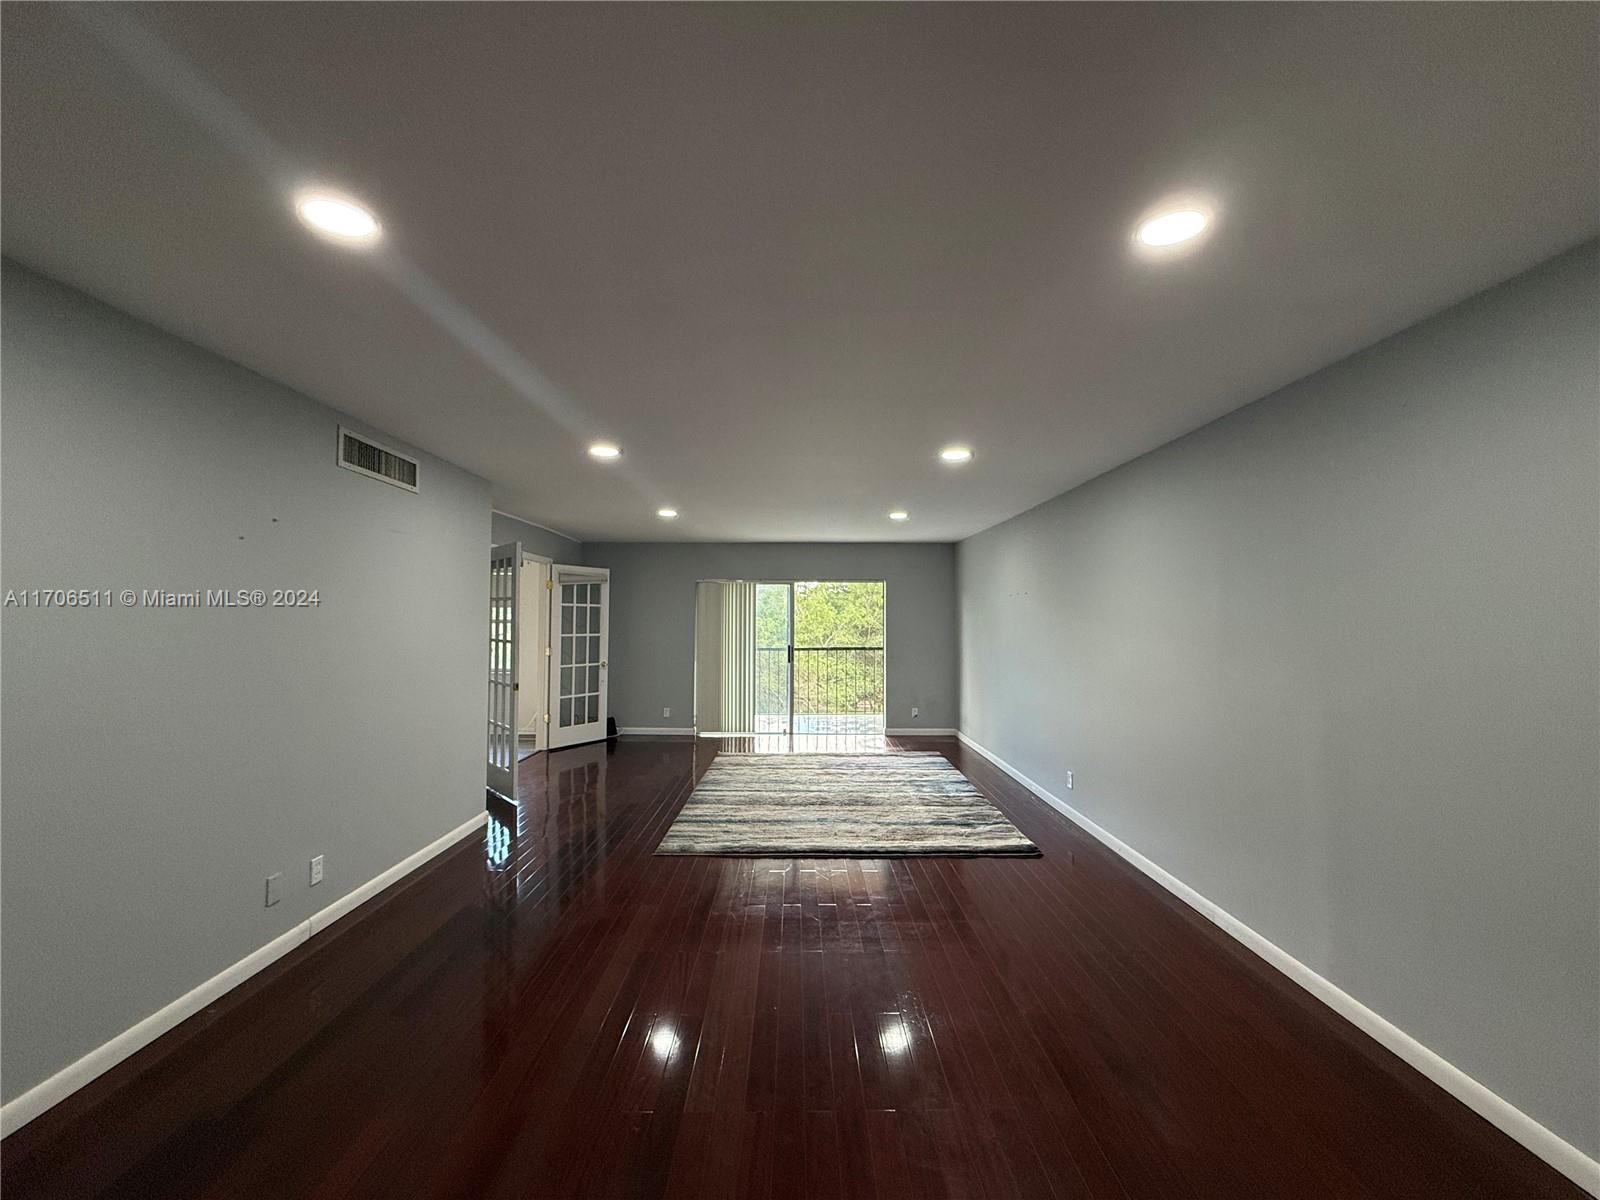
<box><xmin>337</xmin><ymin>426</ymin><xmax>418</xmax><ymax>492</ymax></box>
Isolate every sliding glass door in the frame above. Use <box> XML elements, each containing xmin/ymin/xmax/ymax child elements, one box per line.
<box><xmin>791</xmin><ymin>581</ymin><xmax>885</xmax><ymax>735</ymax></box>
<box><xmin>753</xmin><ymin>580</ymin><xmax>888</xmax><ymax>736</ymax></box>
<box><xmin>755</xmin><ymin>583</ymin><xmax>792</xmax><ymax>734</ymax></box>
<box><xmin>696</xmin><ymin>578</ymin><xmax>886</xmax><ymax>738</ymax></box>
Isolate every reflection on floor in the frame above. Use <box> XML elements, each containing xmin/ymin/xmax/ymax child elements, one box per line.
<box><xmin>754</xmin><ymin>715</ymin><xmax>885</xmax><ymax>736</ymax></box>
<box><xmin>1</xmin><ymin>736</ymin><xmax>1581</xmax><ymax>1200</ymax></box>
<box><xmin>704</xmin><ymin>732</ymin><xmax>887</xmax><ymax>754</ymax></box>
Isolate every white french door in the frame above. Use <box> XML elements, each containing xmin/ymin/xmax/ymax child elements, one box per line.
<box><xmin>547</xmin><ymin>565</ymin><xmax>610</xmax><ymax>749</ymax></box>
<box><xmin>487</xmin><ymin>542</ymin><xmax>520</xmax><ymax>797</ymax></box>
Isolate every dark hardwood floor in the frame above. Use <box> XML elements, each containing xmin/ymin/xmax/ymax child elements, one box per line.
<box><xmin>2</xmin><ymin>736</ymin><xmax>1583</xmax><ymax>1199</ymax></box>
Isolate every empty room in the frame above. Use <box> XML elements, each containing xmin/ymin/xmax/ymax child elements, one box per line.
<box><xmin>1</xmin><ymin>4</ymin><xmax>1596</xmax><ymax>1198</ymax></box>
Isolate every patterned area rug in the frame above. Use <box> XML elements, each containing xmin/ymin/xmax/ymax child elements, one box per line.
<box><xmin>656</xmin><ymin>752</ymin><xmax>1039</xmax><ymax>857</ymax></box>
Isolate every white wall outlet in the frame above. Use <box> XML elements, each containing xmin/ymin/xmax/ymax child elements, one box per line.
<box><xmin>911</xmin><ymin>706</ymin><xmax>920</xmax><ymax>719</ymax></box>
<box><xmin>663</xmin><ymin>706</ymin><xmax>671</xmax><ymax>718</ymax></box>
<box><xmin>264</xmin><ymin>872</ymin><xmax>282</xmax><ymax>907</ymax></box>
<box><xmin>1065</xmin><ymin>770</ymin><xmax>1074</xmax><ymax>790</ymax></box>
<box><xmin>310</xmin><ymin>855</ymin><xmax>324</xmax><ymax>886</ymax></box>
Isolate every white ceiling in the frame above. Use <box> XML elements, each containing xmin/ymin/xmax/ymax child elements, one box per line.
<box><xmin>3</xmin><ymin>4</ymin><xmax>1595</xmax><ymax>542</ymax></box>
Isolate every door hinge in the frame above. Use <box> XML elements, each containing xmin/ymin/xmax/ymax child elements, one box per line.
<box><xmin>513</xmin><ymin>682</ymin><xmax>519</xmax><ymax>691</ymax></box>
<box><xmin>546</xmin><ymin>578</ymin><xmax>554</xmax><ymax>591</ymax></box>
<box><xmin>545</xmin><ymin>645</ymin><xmax>552</xmax><ymax>657</ymax></box>
<box><xmin>543</xmin><ymin>712</ymin><xmax>550</xmax><ymax>723</ymax></box>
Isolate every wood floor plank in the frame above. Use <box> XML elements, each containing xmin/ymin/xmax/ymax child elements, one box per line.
<box><xmin>0</xmin><ymin>736</ymin><xmax>1585</xmax><ymax>1200</ymax></box>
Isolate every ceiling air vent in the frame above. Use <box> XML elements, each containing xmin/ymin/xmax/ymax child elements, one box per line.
<box><xmin>337</xmin><ymin>425</ymin><xmax>418</xmax><ymax>492</ymax></box>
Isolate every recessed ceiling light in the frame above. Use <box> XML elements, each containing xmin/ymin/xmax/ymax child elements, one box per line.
<box><xmin>294</xmin><ymin>190</ymin><xmax>381</xmax><ymax>244</ymax></box>
<box><xmin>939</xmin><ymin>446</ymin><xmax>973</xmax><ymax>464</ymax></box>
<box><xmin>588</xmin><ymin>442</ymin><xmax>622</xmax><ymax>461</ymax></box>
<box><xmin>656</xmin><ymin>508</ymin><xmax>678</xmax><ymax>519</ymax></box>
<box><xmin>888</xmin><ymin>510</ymin><xmax>910</xmax><ymax>522</ymax></box>
<box><xmin>1135</xmin><ymin>207</ymin><xmax>1210</xmax><ymax>249</ymax></box>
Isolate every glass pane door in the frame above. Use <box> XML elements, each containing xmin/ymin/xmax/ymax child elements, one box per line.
<box><xmin>486</xmin><ymin>542</ymin><xmax>520</xmax><ymax>796</ymax></box>
<box><xmin>754</xmin><ymin>583</ymin><xmax>791</xmax><ymax>734</ymax></box>
<box><xmin>792</xmin><ymin>580</ymin><xmax>885</xmax><ymax>736</ymax></box>
<box><xmin>548</xmin><ymin>568</ymin><xmax>608</xmax><ymax>748</ymax></box>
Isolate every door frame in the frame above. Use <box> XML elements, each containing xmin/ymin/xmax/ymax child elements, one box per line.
<box><xmin>519</xmin><ymin>552</ymin><xmax>553</xmax><ymax>753</ymax></box>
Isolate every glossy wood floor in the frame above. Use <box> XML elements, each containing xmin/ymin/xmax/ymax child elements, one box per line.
<box><xmin>2</xmin><ymin>737</ymin><xmax>1583</xmax><ymax>1199</ymax></box>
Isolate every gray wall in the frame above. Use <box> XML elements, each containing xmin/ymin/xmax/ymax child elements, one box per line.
<box><xmin>0</xmin><ymin>264</ymin><xmax>490</xmax><ymax>1101</ymax></box>
<box><xmin>582</xmin><ymin>542</ymin><xmax>959</xmax><ymax>731</ymax></box>
<box><xmin>957</xmin><ymin>241</ymin><xmax>1599</xmax><ymax>1155</ymax></box>
<box><xmin>491</xmin><ymin>510</ymin><xmax>583</xmax><ymax>563</ymax></box>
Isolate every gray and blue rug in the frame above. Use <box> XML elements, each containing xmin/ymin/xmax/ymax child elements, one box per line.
<box><xmin>656</xmin><ymin>752</ymin><xmax>1039</xmax><ymax>857</ymax></box>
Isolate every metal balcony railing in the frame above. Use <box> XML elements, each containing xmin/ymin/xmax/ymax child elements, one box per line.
<box><xmin>755</xmin><ymin>645</ymin><xmax>885</xmax><ymax>734</ymax></box>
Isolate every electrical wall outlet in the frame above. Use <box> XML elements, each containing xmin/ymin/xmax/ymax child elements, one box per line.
<box><xmin>662</xmin><ymin>706</ymin><xmax>671</xmax><ymax>718</ymax></box>
<box><xmin>911</xmin><ymin>706</ymin><xmax>920</xmax><ymax>719</ymax></box>
<box><xmin>310</xmin><ymin>855</ymin><xmax>324</xmax><ymax>886</ymax></box>
<box><xmin>1065</xmin><ymin>771</ymin><xmax>1073</xmax><ymax>790</ymax></box>
<box><xmin>265</xmin><ymin>872</ymin><xmax>282</xmax><ymax>907</ymax></box>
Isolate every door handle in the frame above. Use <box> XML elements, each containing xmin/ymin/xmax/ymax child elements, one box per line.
<box><xmin>600</xmin><ymin>660</ymin><xmax>608</xmax><ymax>669</ymax></box>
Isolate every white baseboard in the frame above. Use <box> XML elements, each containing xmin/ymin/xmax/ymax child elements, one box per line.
<box><xmin>955</xmin><ymin>730</ymin><xmax>1600</xmax><ymax>1197</ymax></box>
<box><xmin>887</xmin><ymin>727</ymin><xmax>957</xmax><ymax>736</ymax></box>
<box><xmin>0</xmin><ymin>809</ymin><xmax>488</xmax><ymax>1139</ymax></box>
<box><xmin>618</xmin><ymin>726</ymin><xmax>696</xmax><ymax>737</ymax></box>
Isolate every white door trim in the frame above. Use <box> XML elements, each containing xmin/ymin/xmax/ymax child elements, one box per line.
<box><xmin>517</xmin><ymin>556</ymin><xmax>552</xmax><ymax>751</ymax></box>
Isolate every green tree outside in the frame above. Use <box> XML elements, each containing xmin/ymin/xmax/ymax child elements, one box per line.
<box><xmin>756</xmin><ymin>581</ymin><xmax>884</xmax><ymax>647</ymax></box>
<box><xmin>754</xmin><ymin>581</ymin><xmax>885</xmax><ymax>719</ymax></box>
